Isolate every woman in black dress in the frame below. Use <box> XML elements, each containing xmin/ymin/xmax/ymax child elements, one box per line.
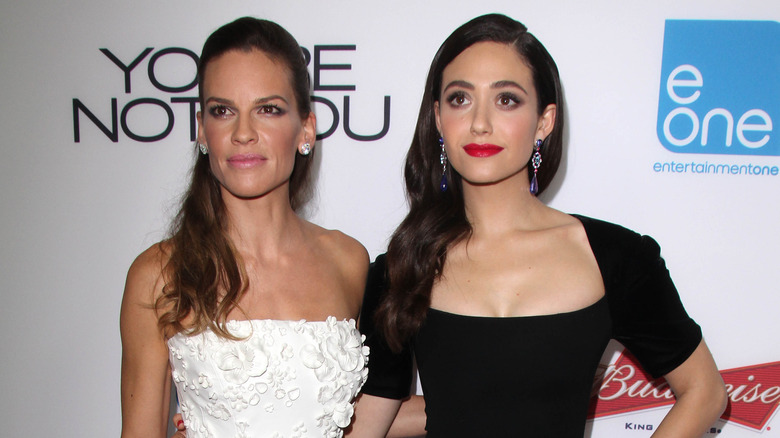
<box><xmin>349</xmin><ymin>13</ymin><xmax>726</xmax><ymax>437</ymax></box>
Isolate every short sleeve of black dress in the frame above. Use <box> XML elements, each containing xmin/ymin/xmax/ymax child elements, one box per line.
<box><xmin>575</xmin><ymin>215</ymin><xmax>703</xmax><ymax>378</ymax></box>
<box><xmin>358</xmin><ymin>254</ymin><xmax>414</xmax><ymax>399</ymax></box>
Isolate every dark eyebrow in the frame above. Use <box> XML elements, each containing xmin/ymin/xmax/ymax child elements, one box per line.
<box><xmin>442</xmin><ymin>80</ymin><xmax>474</xmax><ymax>93</ymax></box>
<box><xmin>204</xmin><ymin>95</ymin><xmax>290</xmax><ymax>105</ymax></box>
<box><xmin>492</xmin><ymin>80</ymin><xmax>528</xmax><ymax>95</ymax></box>
<box><xmin>204</xmin><ymin>97</ymin><xmax>234</xmax><ymax>105</ymax></box>
<box><xmin>254</xmin><ymin>95</ymin><xmax>289</xmax><ymax>105</ymax></box>
<box><xmin>441</xmin><ymin>80</ymin><xmax>528</xmax><ymax>95</ymax></box>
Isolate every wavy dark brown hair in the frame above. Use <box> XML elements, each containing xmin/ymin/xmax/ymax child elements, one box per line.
<box><xmin>376</xmin><ymin>13</ymin><xmax>565</xmax><ymax>351</ymax></box>
<box><xmin>155</xmin><ymin>17</ymin><xmax>314</xmax><ymax>338</ymax></box>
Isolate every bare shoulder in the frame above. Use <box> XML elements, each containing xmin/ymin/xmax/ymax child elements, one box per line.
<box><xmin>558</xmin><ymin>214</ymin><xmax>591</xmax><ymax>243</ymax></box>
<box><xmin>304</xmin><ymin>223</ymin><xmax>368</xmax><ymax>264</ymax></box>
<box><xmin>123</xmin><ymin>241</ymin><xmax>171</xmax><ymax>308</ymax></box>
<box><xmin>536</xmin><ymin>206</ymin><xmax>585</xmax><ymax>236</ymax></box>
<box><xmin>530</xmin><ymin>207</ymin><xmax>595</xmax><ymax>260</ymax></box>
<box><xmin>326</xmin><ymin>229</ymin><xmax>369</xmax><ymax>261</ymax></box>
<box><xmin>305</xmin><ymin>224</ymin><xmax>369</xmax><ymax>287</ymax></box>
<box><xmin>322</xmin><ymin>228</ymin><xmax>369</xmax><ymax>273</ymax></box>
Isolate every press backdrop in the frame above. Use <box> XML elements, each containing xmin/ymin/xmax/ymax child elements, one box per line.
<box><xmin>0</xmin><ymin>1</ymin><xmax>778</xmax><ymax>436</ymax></box>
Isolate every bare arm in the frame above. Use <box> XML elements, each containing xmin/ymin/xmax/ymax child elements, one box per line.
<box><xmin>347</xmin><ymin>394</ymin><xmax>426</xmax><ymax>438</ymax></box>
<box><xmin>652</xmin><ymin>340</ymin><xmax>727</xmax><ymax>437</ymax></box>
<box><xmin>388</xmin><ymin>395</ymin><xmax>426</xmax><ymax>438</ymax></box>
<box><xmin>120</xmin><ymin>248</ymin><xmax>172</xmax><ymax>438</ymax></box>
<box><xmin>347</xmin><ymin>394</ymin><xmax>402</xmax><ymax>438</ymax></box>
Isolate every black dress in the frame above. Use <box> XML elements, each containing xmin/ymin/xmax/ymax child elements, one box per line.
<box><xmin>360</xmin><ymin>215</ymin><xmax>702</xmax><ymax>437</ymax></box>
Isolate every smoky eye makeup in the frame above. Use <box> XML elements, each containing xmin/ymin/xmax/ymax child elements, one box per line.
<box><xmin>208</xmin><ymin>104</ymin><xmax>232</xmax><ymax>118</ymax></box>
<box><xmin>257</xmin><ymin>103</ymin><xmax>286</xmax><ymax>115</ymax></box>
<box><xmin>445</xmin><ymin>91</ymin><xmax>470</xmax><ymax>107</ymax></box>
<box><xmin>496</xmin><ymin>92</ymin><xmax>523</xmax><ymax>107</ymax></box>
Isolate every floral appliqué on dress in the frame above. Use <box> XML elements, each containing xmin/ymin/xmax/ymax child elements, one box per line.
<box><xmin>168</xmin><ymin>317</ymin><xmax>369</xmax><ymax>438</ymax></box>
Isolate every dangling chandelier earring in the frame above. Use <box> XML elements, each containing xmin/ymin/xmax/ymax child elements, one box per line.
<box><xmin>530</xmin><ymin>139</ymin><xmax>543</xmax><ymax>195</ymax></box>
<box><xmin>439</xmin><ymin>137</ymin><xmax>448</xmax><ymax>192</ymax></box>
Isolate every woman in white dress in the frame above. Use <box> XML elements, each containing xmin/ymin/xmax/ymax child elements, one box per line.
<box><xmin>120</xmin><ymin>17</ymin><xmax>369</xmax><ymax>438</ymax></box>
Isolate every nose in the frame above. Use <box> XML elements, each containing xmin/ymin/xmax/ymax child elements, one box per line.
<box><xmin>232</xmin><ymin>114</ymin><xmax>257</xmax><ymax>145</ymax></box>
<box><xmin>470</xmin><ymin>100</ymin><xmax>492</xmax><ymax>136</ymax></box>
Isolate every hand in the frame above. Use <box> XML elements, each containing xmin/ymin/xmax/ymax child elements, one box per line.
<box><xmin>171</xmin><ymin>413</ymin><xmax>186</xmax><ymax>438</ymax></box>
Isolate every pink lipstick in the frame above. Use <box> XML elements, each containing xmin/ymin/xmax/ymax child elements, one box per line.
<box><xmin>227</xmin><ymin>154</ymin><xmax>266</xmax><ymax>168</ymax></box>
<box><xmin>463</xmin><ymin>143</ymin><xmax>504</xmax><ymax>157</ymax></box>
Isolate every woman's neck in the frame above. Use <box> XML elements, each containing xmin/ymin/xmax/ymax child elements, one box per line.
<box><xmin>222</xmin><ymin>186</ymin><xmax>305</xmax><ymax>259</ymax></box>
<box><xmin>461</xmin><ymin>172</ymin><xmax>546</xmax><ymax>237</ymax></box>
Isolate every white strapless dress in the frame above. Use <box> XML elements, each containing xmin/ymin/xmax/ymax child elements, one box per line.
<box><xmin>168</xmin><ymin>317</ymin><xmax>369</xmax><ymax>438</ymax></box>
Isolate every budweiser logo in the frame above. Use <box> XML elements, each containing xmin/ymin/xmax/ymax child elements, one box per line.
<box><xmin>587</xmin><ymin>350</ymin><xmax>780</xmax><ymax>431</ymax></box>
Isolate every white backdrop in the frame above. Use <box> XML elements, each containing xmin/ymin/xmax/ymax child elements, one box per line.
<box><xmin>0</xmin><ymin>1</ymin><xmax>778</xmax><ymax>436</ymax></box>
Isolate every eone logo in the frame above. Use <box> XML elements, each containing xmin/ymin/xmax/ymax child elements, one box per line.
<box><xmin>662</xmin><ymin>65</ymin><xmax>771</xmax><ymax>149</ymax></box>
<box><xmin>656</xmin><ymin>20</ymin><xmax>779</xmax><ymax>156</ymax></box>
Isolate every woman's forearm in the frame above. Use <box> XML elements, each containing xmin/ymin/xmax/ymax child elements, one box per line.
<box><xmin>651</xmin><ymin>341</ymin><xmax>727</xmax><ymax>437</ymax></box>
<box><xmin>387</xmin><ymin>395</ymin><xmax>426</xmax><ymax>438</ymax></box>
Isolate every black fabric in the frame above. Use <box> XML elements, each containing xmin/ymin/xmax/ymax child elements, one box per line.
<box><xmin>417</xmin><ymin>300</ymin><xmax>611</xmax><ymax>437</ymax></box>
<box><xmin>359</xmin><ymin>253</ymin><xmax>414</xmax><ymax>399</ymax></box>
<box><xmin>575</xmin><ymin>215</ymin><xmax>702</xmax><ymax>378</ymax></box>
<box><xmin>360</xmin><ymin>215</ymin><xmax>702</xmax><ymax>436</ymax></box>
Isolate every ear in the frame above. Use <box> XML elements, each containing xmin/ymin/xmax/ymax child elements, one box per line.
<box><xmin>196</xmin><ymin>110</ymin><xmax>205</xmax><ymax>144</ymax></box>
<box><xmin>535</xmin><ymin>103</ymin><xmax>556</xmax><ymax>140</ymax></box>
<box><xmin>301</xmin><ymin>111</ymin><xmax>317</xmax><ymax>146</ymax></box>
<box><xmin>434</xmin><ymin>101</ymin><xmax>442</xmax><ymax>135</ymax></box>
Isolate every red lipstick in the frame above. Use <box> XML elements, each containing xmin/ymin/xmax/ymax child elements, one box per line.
<box><xmin>463</xmin><ymin>143</ymin><xmax>504</xmax><ymax>157</ymax></box>
<box><xmin>227</xmin><ymin>154</ymin><xmax>266</xmax><ymax>168</ymax></box>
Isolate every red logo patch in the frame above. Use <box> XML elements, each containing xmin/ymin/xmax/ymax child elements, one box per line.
<box><xmin>588</xmin><ymin>351</ymin><xmax>780</xmax><ymax>431</ymax></box>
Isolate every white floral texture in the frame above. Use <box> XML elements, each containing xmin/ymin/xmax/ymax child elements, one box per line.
<box><xmin>302</xmin><ymin>317</ymin><xmax>370</xmax><ymax>429</ymax></box>
<box><xmin>168</xmin><ymin>318</ymin><xmax>368</xmax><ymax>438</ymax></box>
<box><xmin>215</xmin><ymin>342</ymin><xmax>269</xmax><ymax>385</ymax></box>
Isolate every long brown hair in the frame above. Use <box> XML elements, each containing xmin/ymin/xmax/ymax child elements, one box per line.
<box><xmin>376</xmin><ymin>14</ymin><xmax>565</xmax><ymax>351</ymax></box>
<box><xmin>155</xmin><ymin>17</ymin><xmax>314</xmax><ymax>338</ymax></box>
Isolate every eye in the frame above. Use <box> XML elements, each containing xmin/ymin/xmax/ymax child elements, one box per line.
<box><xmin>208</xmin><ymin>105</ymin><xmax>232</xmax><ymax>118</ymax></box>
<box><xmin>258</xmin><ymin>104</ymin><xmax>285</xmax><ymax>116</ymax></box>
<box><xmin>446</xmin><ymin>91</ymin><xmax>470</xmax><ymax>107</ymax></box>
<box><xmin>497</xmin><ymin>93</ymin><xmax>520</xmax><ymax>108</ymax></box>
